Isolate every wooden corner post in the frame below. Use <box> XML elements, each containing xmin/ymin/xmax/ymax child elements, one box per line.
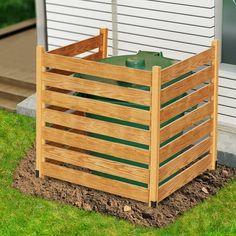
<box><xmin>210</xmin><ymin>40</ymin><xmax>219</xmax><ymax>170</ymax></box>
<box><xmin>149</xmin><ymin>66</ymin><xmax>161</xmax><ymax>207</ymax></box>
<box><xmin>99</xmin><ymin>28</ymin><xmax>108</xmax><ymax>59</ymax></box>
<box><xmin>36</xmin><ymin>46</ymin><xmax>46</xmax><ymax>178</ymax></box>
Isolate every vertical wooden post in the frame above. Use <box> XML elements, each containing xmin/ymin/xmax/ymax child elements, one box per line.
<box><xmin>210</xmin><ymin>40</ymin><xmax>219</xmax><ymax>170</ymax></box>
<box><xmin>99</xmin><ymin>28</ymin><xmax>108</xmax><ymax>59</ymax></box>
<box><xmin>149</xmin><ymin>66</ymin><xmax>161</xmax><ymax>207</ymax></box>
<box><xmin>36</xmin><ymin>46</ymin><xmax>46</xmax><ymax>178</ymax></box>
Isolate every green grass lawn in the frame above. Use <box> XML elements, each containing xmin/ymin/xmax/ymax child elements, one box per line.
<box><xmin>0</xmin><ymin>0</ymin><xmax>35</xmax><ymax>29</ymax></box>
<box><xmin>0</xmin><ymin>109</ymin><xmax>236</xmax><ymax>235</ymax></box>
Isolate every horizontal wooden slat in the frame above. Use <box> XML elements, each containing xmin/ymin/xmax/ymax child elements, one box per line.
<box><xmin>160</xmin><ymin>120</ymin><xmax>212</xmax><ymax>163</ymax></box>
<box><xmin>43</xmin><ymin>144</ymin><xmax>149</xmax><ymax>183</ymax></box>
<box><xmin>159</xmin><ymin>138</ymin><xmax>211</xmax><ymax>182</ymax></box>
<box><xmin>42</xmin><ymin>52</ymin><xmax>152</xmax><ymax>86</ymax></box>
<box><xmin>43</xmin><ymin>127</ymin><xmax>150</xmax><ymax>164</ymax></box>
<box><xmin>42</xmin><ymin>90</ymin><xmax>150</xmax><ymax>126</ymax></box>
<box><xmin>161</xmin><ymin>66</ymin><xmax>214</xmax><ymax>104</ymax></box>
<box><xmin>48</xmin><ymin>35</ymin><xmax>102</xmax><ymax>57</ymax></box>
<box><xmin>158</xmin><ymin>154</ymin><xmax>211</xmax><ymax>202</ymax></box>
<box><xmin>42</xmin><ymin>162</ymin><xmax>149</xmax><ymax>203</ymax></box>
<box><xmin>161</xmin><ymin>48</ymin><xmax>214</xmax><ymax>85</ymax></box>
<box><xmin>161</xmin><ymin>84</ymin><xmax>214</xmax><ymax>123</ymax></box>
<box><xmin>42</xmin><ymin>72</ymin><xmax>151</xmax><ymax>106</ymax></box>
<box><xmin>43</xmin><ymin>108</ymin><xmax>150</xmax><ymax>145</ymax></box>
<box><xmin>160</xmin><ymin>102</ymin><xmax>213</xmax><ymax>143</ymax></box>
<box><xmin>83</xmin><ymin>52</ymin><xmax>102</xmax><ymax>61</ymax></box>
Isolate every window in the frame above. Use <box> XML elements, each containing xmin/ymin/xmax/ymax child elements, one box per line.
<box><xmin>222</xmin><ymin>0</ymin><xmax>236</xmax><ymax>65</ymax></box>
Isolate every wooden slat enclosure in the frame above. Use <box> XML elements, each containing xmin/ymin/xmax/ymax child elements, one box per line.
<box><xmin>36</xmin><ymin>29</ymin><xmax>219</xmax><ymax>206</ymax></box>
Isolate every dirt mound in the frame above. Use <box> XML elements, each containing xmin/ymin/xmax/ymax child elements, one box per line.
<box><xmin>13</xmin><ymin>146</ymin><xmax>236</xmax><ymax>227</ymax></box>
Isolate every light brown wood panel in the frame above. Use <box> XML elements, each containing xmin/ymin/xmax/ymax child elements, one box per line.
<box><xmin>42</xmin><ymin>162</ymin><xmax>149</xmax><ymax>203</ymax></box>
<box><xmin>36</xmin><ymin>46</ymin><xmax>46</xmax><ymax>178</ymax></box>
<box><xmin>42</xmin><ymin>53</ymin><xmax>152</xmax><ymax>86</ymax></box>
<box><xmin>149</xmin><ymin>67</ymin><xmax>161</xmax><ymax>205</ymax></box>
<box><xmin>99</xmin><ymin>28</ymin><xmax>108</xmax><ymax>59</ymax></box>
<box><xmin>158</xmin><ymin>154</ymin><xmax>211</xmax><ymax>202</ymax></box>
<box><xmin>43</xmin><ymin>108</ymin><xmax>150</xmax><ymax>145</ymax></box>
<box><xmin>160</xmin><ymin>119</ymin><xmax>212</xmax><ymax>163</ymax></box>
<box><xmin>159</xmin><ymin>138</ymin><xmax>211</xmax><ymax>182</ymax></box>
<box><xmin>83</xmin><ymin>52</ymin><xmax>103</xmax><ymax>61</ymax></box>
<box><xmin>43</xmin><ymin>144</ymin><xmax>149</xmax><ymax>183</ymax></box>
<box><xmin>161</xmin><ymin>66</ymin><xmax>214</xmax><ymax>104</ymax></box>
<box><xmin>161</xmin><ymin>47</ymin><xmax>214</xmax><ymax>85</ymax></box>
<box><xmin>42</xmin><ymin>90</ymin><xmax>150</xmax><ymax>126</ymax></box>
<box><xmin>160</xmin><ymin>102</ymin><xmax>213</xmax><ymax>143</ymax></box>
<box><xmin>48</xmin><ymin>35</ymin><xmax>102</xmax><ymax>57</ymax></box>
<box><xmin>42</xmin><ymin>127</ymin><xmax>150</xmax><ymax>164</ymax></box>
<box><xmin>210</xmin><ymin>40</ymin><xmax>219</xmax><ymax>170</ymax></box>
<box><xmin>42</xmin><ymin>72</ymin><xmax>151</xmax><ymax>106</ymax></box>
<box><xmin>160</xmin><ymin>84</ymin><xmax>214</xmax><ymax>123</ymax></box>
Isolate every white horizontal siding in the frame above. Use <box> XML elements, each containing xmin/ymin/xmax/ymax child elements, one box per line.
<box><xmin>117</xmin><ymin>1</ymin><xmax>215</xmax><ymax>17</ymax></box>
<box><xmin>115</xmin><ymin>0</ymin><xmax>215</xmax><ymax>60</ymax></box>
<box><xmin>45</xmin><ymin>0</ymin><xmax>113</xmax><ymax>53</ymax></box>
<box><xmin>117</xmin><ymin>6</ymin><xmax>214</xmax><ymax>27</ymax></box>
<box><xmin>219</xmin><ymin>77</ymin><xmax>236</xmax><ymax>90</ymax></box>
<box><xmin>218</xmin><ymin>65</ymin><xmax>236</xmax><ymax>126</ymax></box>
<box><xmin>46</xmin><ymin>5</ymin><xmax>111</xmax><ymax>21</ymax></box>
<box><xmin>45</xmin><ymin>0</ymin><xmax>215</xmax><ymax>60</ymax></box>
<box><xmin>151</xmin><ymin>0</ymin><xmax>215</xmax><ymax>8</ymax></box>
<box><xmin>46</xmin><ymin>12</ymin><xmax>112</xmax><ymax>30</ymax></box>
<box><xmin>117</xmin><ymin>24</ymin><xmax>214</xmax><ymax>46</ymax></box>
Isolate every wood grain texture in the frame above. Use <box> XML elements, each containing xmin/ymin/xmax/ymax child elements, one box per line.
<box><xmin>160</xmin><ymin>84</ymin><xmax>214</xmax><ymax>123</ymax></box>
<box><xmin>99</xmin><ymin>28</ymin><xmax>108</xmax><ymax>58</ymax></box>
<box><xmin>158</xmin><ymin>154</ymin><xmax>211</xmax><ymax>202</ymax></box>
<box><xmin>210</xmin><ymin>40</ymin><xmax>219</xmax><ymax>170</ymax></box>
<box><xmin>161</xmin><ymin>47</ymin><xmax>214</xmax><ymax>85</ymax></box>
<box><xmin>160</xmin><ymin>102</ymin><xmax>213</xmax><ymax>143</ymax></box>
<box><xmin>149</xmin><ymin>67</ymin><xmax>161</xmax><ymax>206</ymax></box>
<box><xmin>42</xmin><ymin>162</ymin><xmax>149</xmax><ymax>203</ymax></box>
<box><xmin>83</xmin><ymin>52</ymin><xmax>103</xmax><ymax>61</ymax></box>
<box><xmin>42</xmin><ymin>71</ymin><xmax>151</xmax><ymax>106</ymax></box>
<box><xmin>48</xmin><ymin>35</ymin><xmax>102</xmax><ymax>57</ymax></box>
<box><xmin>43</xmin><ymin>53</ymin><xmax>152</xmax><ymax>86</ymax></box>
<box><xmin>42</xmin><ymin>127</ymin><xmax>150</xmax><ymax>164</ymax></box>
<box><xmin>36</xmin><ymin>34</ymin><xmax>218</xmax><ymax>205</ymax></box>
<box><xmin>43</xmin><ymin>108</ymin><xmax>150</xmax><ymax>145</ymax></box>
<box><xmin>160</xmin><ymin>119</ymin><xmax>212</xmax><ymax>163</ymax></box>
<box><xmin>161</xmin><ymin>66</ymin><xmax>214</xmax><ymax>104</ymax></box>
<box><xmin>159</xmin><ymin>138</ymin><xmax>211</xmax><ymax>181</ymax></box>
<box><xmin>43</xmin><ymin>144</ymin><xmax>149</xmax><ymax>183</ymax></box>
<box><xmin>36</xmin><ymin>46</ymin><xmax>46</xmax><ymax>178</ymax></box>
<box><xmin>42</xmin><ymin>90</ymin><xmax>150</xmax><ymax>126</ymax></box>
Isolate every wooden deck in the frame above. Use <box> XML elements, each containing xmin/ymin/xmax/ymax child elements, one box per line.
<box><xmin>0</xmin><ymin>28</ymin><xmax>36</xmax><ymax>111</ymax></box>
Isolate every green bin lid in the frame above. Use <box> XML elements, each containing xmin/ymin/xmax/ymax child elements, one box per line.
<box><xmin>98</xmin><ymin>51</ymin><xmax>173</xmax><ymax>70</ymax></box>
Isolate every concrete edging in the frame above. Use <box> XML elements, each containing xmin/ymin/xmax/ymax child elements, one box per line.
<box><xmin>218</xmin><ymin>151</ymin><xmax>236</xmax><ymax>168</ymax></box>
<box><xmin>16</xmin><ymin>94</ymin><xmax>36</xmax><ymax>117</ymax></box>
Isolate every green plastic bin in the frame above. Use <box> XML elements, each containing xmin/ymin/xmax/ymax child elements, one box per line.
<box><xmin>74</xmin><ymin>51</ymin><xmax>191</xmax><ymax>187</ymax></box>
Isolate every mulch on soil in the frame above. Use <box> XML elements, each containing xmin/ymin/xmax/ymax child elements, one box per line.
<box><xmin>13</xmin><ymin>146</ymin><xmax>236</xmax><ymax>228</ymax></box>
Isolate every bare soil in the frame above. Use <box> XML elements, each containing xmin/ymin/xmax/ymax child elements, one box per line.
<box><xmin>13</xmin><ymin>146</ymin><xmax>236</xmax><ymax>228</ymax></box>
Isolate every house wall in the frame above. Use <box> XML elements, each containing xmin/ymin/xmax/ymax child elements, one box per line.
<box><xmin>44</xmin><ymin>0</ymin><xmax>215</xmax><ymax>60</ymax></box>
<box><xmin>36</xmin><ymin>0</ymin><xmax>47</xmax><ymax>47</ymax></box>
<box><xmin>40</xmin><ymin>0</ymin><xmax>236</xmax><ymax>161</ymax></box>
